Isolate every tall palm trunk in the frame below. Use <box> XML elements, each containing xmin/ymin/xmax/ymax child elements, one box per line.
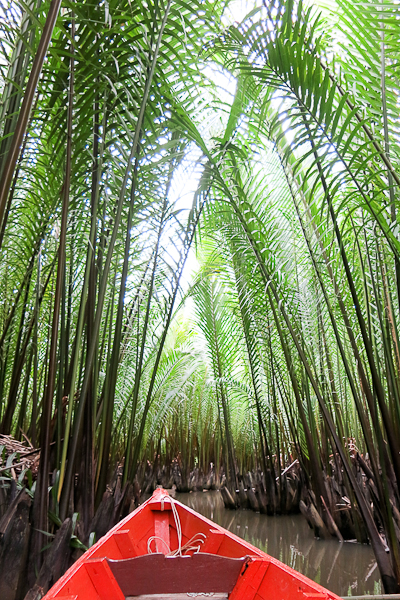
<box><xmin>0</xmin><ymin>0</ymin><xmax>62</xmax><ymax>235</ymax></box>
<box><xmin>59</xmin><ymin>0</ymin><xmax>173</xmax><ymax>519</ymax></box>
<box><xmin>95</xmin><ymin>153</ymin><xmax>140</xmax><ymax>507</ymax></box>
<box><xmin>31</xmin><ymin>16</ymin><xmax>74</xmax><ymax>570</ymax></box>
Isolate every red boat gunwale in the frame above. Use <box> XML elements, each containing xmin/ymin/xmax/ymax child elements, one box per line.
<box><xmin>43</xmin><ymin>488</ymin><xmax>342</xmax><ymax>600</ymax></box>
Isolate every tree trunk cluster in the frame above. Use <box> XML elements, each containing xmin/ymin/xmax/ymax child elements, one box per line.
<box><xmin>2</xmin><ymin>449</ymin><xmax>400</xmax><ymax>599</ymax></box>
<box><xmin>220</xmin><ymin>468</ymin><xmax>302</xmax><ymax>516</ymax></box>
<box><xmin>0</xmin><ymin>474</ymin><xmax>136</xmax><ymax>600</ymax></box>
<box><xmin>220</xmin><ymin>450</ymin><xmax>400</xmax><ymax>564</ymax></box>
<box><xmin>139</xmin><ymin>460</ymin><xmax>218</xmax><ymax>495</ymax></box>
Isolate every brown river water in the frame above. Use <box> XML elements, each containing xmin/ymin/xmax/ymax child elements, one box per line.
<box><xmin>176</xmin><ymin>490</ymin><xmax>382</xmax><ymax>597</ymax></box>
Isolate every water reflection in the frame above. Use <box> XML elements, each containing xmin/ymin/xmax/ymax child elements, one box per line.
<box><xmin>176</xmin><ymin>491</ymin><xmax>382</xmax><ymax>597</ymax></box>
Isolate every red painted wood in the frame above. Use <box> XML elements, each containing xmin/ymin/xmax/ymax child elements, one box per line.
<box><xmin>175</xmin><ymin>503</ymin><xmax>212</xmax><ymax>541</ymax></box>
<box><xmin>113</xmin><ymin>529</ymin><xmax>137</xmax><ymax>558</ymax></box>
<box><xmin>148</xmin><ymin>500</ymin><xmax>173</xmax><ymax>511</ymax></box>
<box><xmin>154</xmin><ymin>510</ymin><xmax>170</xmax><ymax>554</ymax></box>
<box><xmin>90</xmin><ymin>533</ymin><xmax>123</xmax><ymax>560</ymax></box>
<box><xmin>107</xmin><ymin>553</ymin><xmax>247</xmax><ymax>595</ymax></box>
<box><xmin>256</xmin><ymin>560</ymin><xmax>334</xmax><ymax>600</ymax></box>
<box><xmin>148</xmin><ymin>488</ymin><xmax>173</xmax><ymax>512</ymax></box>
<box><xmin>42</xmin><ymin>488</ymin><xmax>343</xmax><ymax>600</ymax></box>
<box><xmin>85</xmin><ymin>557</ymin><xmax>125</xmax><ymax>600</ymax></box>
<box><xmin>229</xmin><ymin>558</ymin><xmax>271</xmax><ymax>600</ymax></box>
<box><xmin>47</xmin><ymin>562</ymin><xmax>101</xmax><ymax>600</ymax></box>
<box><xmin>203</xmin><ymin>528</ymin><xmax>225</xmax><ymax>554</ymax></box>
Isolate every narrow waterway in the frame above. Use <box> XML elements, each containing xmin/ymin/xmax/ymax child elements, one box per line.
<box><xmin>176</xmin><ymin>491</ymin><xmax>382</xmax><ymax>597</ymax></box>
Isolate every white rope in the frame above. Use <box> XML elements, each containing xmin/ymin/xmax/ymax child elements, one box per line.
<box><xmin>147</xmin><ymin>494</ymin><xmax>206</xmax><ymax>557</ymax></box>
<box><xmin>147</xmin><ymin>535</ymin><xmax>171</xmax><ymax>554</ymax></box>
<box><xmin>170</xmin><ymin>498</ymin><xmax>183</xmax><ymax>556</ymax></box>
<box><xmin>168</xmin><ymin>532</ymin><xmax>206</xmax><ymax>557</ymax></box>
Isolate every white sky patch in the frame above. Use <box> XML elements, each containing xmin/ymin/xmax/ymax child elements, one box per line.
<box><xmin>180</xmin><ymin>249</ymin><xmax>200</xmax><ymax>294</ymax></box>
<box><xmin>201</xmin><ymin>64</ymin><xmax>237</xmax><ymax>108</ymax></box>
<box><xmin>167</xmin><ymin>0</ymin><xmax>263</xmax><ymax>296</ymax></box>
<box><xmin>166</xmin><ymin>145</ymin><xmax>203</xmax><ymax>292</ymax></box>
<box><xmin>222</xmin><ymin>0</ymin><xmax>261</xmax><ymax>26</ymax></box>
<box><xmin>166</xmin><ymin>62</ymin><xmax>240</xmax><ymax>295</ymax></box>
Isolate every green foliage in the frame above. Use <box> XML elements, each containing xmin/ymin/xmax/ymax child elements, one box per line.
<box><xmin>1</xmin><ymin>0</ymin><xmax>400</xmax><ymax>587</ymax></box>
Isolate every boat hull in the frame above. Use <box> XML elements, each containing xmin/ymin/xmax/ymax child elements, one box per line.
<box><xmin>43</xmin><ymin>488</ymin><xmax>341</xmax><ymax>600</ymax></box>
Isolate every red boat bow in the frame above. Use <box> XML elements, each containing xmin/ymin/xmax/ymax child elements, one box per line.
<box><xmin>43</xmin><ymin>488</ymin><xmax>341</xmax><ymax>600</ymax></box>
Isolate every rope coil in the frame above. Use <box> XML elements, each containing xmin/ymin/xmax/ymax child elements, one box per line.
<box><xmin>147</xmin><ymin>494</ymin><xmax>206</xmax><ymax>556</ymax></box>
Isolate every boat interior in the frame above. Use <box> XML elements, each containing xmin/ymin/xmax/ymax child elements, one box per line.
<box><xmin>43</xmin><ymin>489</ymin><xmax>339</xmax><ymax>600</ymax></box>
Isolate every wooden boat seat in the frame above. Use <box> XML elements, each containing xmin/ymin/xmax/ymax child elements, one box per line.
<box><xmin>106</xmin><ymin>552</ymin><xmax>248</xmax><ymax>599</ymax></box>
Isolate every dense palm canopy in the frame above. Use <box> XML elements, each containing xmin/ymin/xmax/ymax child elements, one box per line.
<box><xmin>1</xmin><ymin>0</ymin><xmax>400</xmax><ymax>592</ymax></box>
